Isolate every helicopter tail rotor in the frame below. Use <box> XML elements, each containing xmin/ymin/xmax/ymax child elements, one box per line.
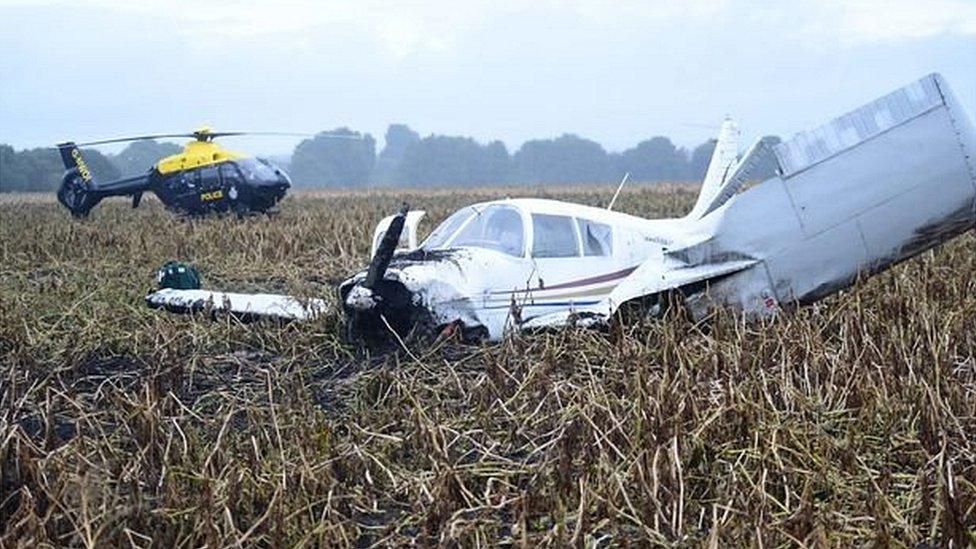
<box><xmin>55</xmin><ymin>142</ymin><xmax>100</xmax><ymax>217</ymax></box>
<box><xmin>56</xmin><ymin>168</ymin><xmax>101</xmax><ymax>217</ymax></box>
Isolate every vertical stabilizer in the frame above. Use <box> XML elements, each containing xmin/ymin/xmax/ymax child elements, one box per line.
<box><xmin>688</xmin><ymin>117</ymin><xmax>739</xmax><ymax>218</ymax></box>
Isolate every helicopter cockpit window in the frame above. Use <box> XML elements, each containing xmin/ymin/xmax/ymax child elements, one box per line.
<box><xmin>532</xmin><ymin>214</ymin><xmax>580</xmax><ymax>258</ymax></box>
<box><xmin>179</xmin><ymin>169</ymin><xmax>199</xmax><ymax>189</ymax></box>
<box><xmin>220</xmin><ymin>163</ymin><xmax>243</xmax><ymax>188</ymax></box>
<box><xmin>576</xmin><ymin>218</ymin><xmax>613</xmax><ymax>256</ymax></box>
<box><xmin>199</xmin><ymin>165</ymin><xmax>219</xmax><ymax>189</ymax></box>
<box><xmin>237</xmin><ymin>158</ymin><xmax>283</xmax><ymax>184</ymax></box>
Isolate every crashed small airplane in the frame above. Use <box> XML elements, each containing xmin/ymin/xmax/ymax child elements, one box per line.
<box><xmin>148</xmin><ymin>73</ymin><xmax>976</xmax><ymax>348</ymax></box>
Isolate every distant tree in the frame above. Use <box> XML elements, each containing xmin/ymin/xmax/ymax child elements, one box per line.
<box><xmin>0</xmin><ymin>145</ymin><xmax>31</xmax><ymax>191</ymax></box>
<box><xmin>512</xmin><ymin>134</ymin><xmax>612</xmax><ymax>184</ymax></box>
<box><xmin>478</xmin><ymin>140</ymin><xmax>511</xmax><ymax>184</ymax></box>
<box><xmin>79</xmin><ymin>148</ymin><xmax>120</xmax><ymax>182</ymax></box>
<box><xmin>373</xmin><ymin>124</ymin><xmax>420</xmax><ymax>185</ymax></box>
<box><xmin>399</xmin><ymin>135</ymin><xmax>510</xmax><ymax>186</ymax></box>
<box><xmin>615</xmin><ymin>136</ymin><xmax>689</xmax><ymax>181</ymax></box>
<box><xmin>0</xmin><ymin>145</ymin><xmax>118</xmax><ymax>192</ymax></box>
<box><xmin>289</xmin><ymin>128</ymin><xmax>376</xmax><ymax>187</ymax></box>
<box><xmin>687</xmin><ymin>139</ymin><xmax>717</xmax><ymax>180</ymax></box>
<box><xmin>111</xmin><ymin>140</ymin><xmax>181</xmax><ymax>177</ymax></box>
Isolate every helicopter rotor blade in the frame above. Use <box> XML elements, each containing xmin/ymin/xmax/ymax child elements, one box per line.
<box><xmin>70</xmin><ymin>130</ymin><xmax>364</xmax><ymax>147</ymax></box>
<box><xmin>74</xmin><ymin>133</ymin><xmax>197</xmax><ymax>147</ymax></box>
<box><xmin>207</xmin><ymin>131</ymin><xmax>365</xmax><ymax>140</ymax></box>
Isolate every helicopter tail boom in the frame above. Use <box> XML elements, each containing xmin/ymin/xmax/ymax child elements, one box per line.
<box><xmin>55</xmin><ymin>143</ymin><xmax>151</xmax><ymax>216</ymax></box>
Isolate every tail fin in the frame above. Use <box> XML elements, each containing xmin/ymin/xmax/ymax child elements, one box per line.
<box><xmin>56</xmin><ymin>142</ymin><xmax>96</xmax><ymax>185</ymax></box>
<box><xmin>688</xmin><ymin>118</ymin><xmax>739</xmax><ymax>218</ymax></box>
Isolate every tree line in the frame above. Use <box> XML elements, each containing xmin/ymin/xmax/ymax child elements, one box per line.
<box><xmin>0</xmin><ymin>125</ymin><xmax>781</xmax><ymax>192</ymax></box>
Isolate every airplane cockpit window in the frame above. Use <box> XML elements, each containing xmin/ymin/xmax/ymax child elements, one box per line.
<box><xmin>422</xmin><ymin>208</ymin><xmax>474</xmax><ymax>250</ymax></box>
<box><xmin>577</xmin><ymin>218</ymin><xmax>613</xmax><ymax>256</ymax></box>
<box><xmin>532</xmin><ymin>214</ymin><xmax>580</xmax><ymax>258</ymax></box>
<box><xmin>449</xmin><ymin>205</ymin><xmax>525</xmax><ymax>256</ymax></box>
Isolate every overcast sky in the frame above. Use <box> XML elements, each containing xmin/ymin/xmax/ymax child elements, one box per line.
<box><xmin>1</xmin><ymin>0</ymin><xmax>974</xmax><ymax>155</ymax></box>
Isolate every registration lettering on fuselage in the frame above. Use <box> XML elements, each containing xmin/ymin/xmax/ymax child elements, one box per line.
<box><xmin>71</xmin><ymin>148</ymin><xmax>92</xmax><ymax>182</ymax></box>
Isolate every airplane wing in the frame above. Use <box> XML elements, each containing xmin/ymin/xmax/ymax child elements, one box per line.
<box><xmin>146</xmin><ymin>289</ymin><xmax>328</xmax><ymax>321</ymax></box>
<box><xmin>520</xmin><ymin>255</ymin><xmax>759</xmax><ymax>330</ymax></box>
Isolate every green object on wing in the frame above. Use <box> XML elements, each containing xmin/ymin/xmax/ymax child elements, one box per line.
<box><xmin>157</xmin><ymin>261</ymin><xmax>201</xmax><ymax>290</ymax></box>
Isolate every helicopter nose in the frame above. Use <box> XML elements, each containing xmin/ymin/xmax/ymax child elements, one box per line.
<box><xmin>278</xmin><ymin>170</ymin><xmax>292</xmax><ymax>188</ymax></box>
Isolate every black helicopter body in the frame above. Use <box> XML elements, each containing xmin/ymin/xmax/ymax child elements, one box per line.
<box><xmin>56</xmin><ymin>128</ymin><xmax>292</xmax><ymax>217</ymax></box>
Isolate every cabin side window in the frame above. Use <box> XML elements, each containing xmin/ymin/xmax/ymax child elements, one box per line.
<box><xmin>531</xmin><ymin>214</ymin><xmax>580</xmax><ymax>258</ymax></box>
<box><xmin>198</xmin><ymin>165</ymin><xmax>219</xmax><ymax>190</ymax></box>
<box><xmin>220</xmin><ymin>163</ymin><xmax>243</xmax><ymax>187</ymax></box>
<box><xmin>577</xmin><ymin>218</ymin><xmax>613</xmax><ymax>256</ymax></box>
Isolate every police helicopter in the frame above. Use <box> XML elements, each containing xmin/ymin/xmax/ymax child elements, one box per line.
<box><xmin>55</xmin><ymin>127</ymin><xmax>356</xmax><ymax>217</ymax></box>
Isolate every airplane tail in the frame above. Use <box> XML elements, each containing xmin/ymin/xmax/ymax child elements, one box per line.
<box><xmin>55</xmin><ymin>142</ymin><xmax>149</xmax><ymax>217</ymax></box>
<box><xmin>687</xmin><ymin>117</ymin><xmax>739</xmax><ymax>218</ymax></box>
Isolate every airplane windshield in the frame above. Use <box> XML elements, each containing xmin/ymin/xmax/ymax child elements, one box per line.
<box><xmin>422</xmin><ymin>208</ymin><xmax>474</xmax><ymax>249</ymax></box>
<box><xmin>423</xmin><ymin>204</ymin><xmax>525</xmax><ymax>257</ymax></box>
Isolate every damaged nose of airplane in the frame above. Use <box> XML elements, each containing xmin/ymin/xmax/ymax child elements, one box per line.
<box><xmin>340</xmin><ymin>275</ymin><xmax>436</xmax><ymax>350</ymax></box>
<box><xmin>344</xmin><ymin>284</ymin><xmax>378</xmax><ymax>311</ymax></box>
<box><xmin>341</xmin><ymin>203</ymin><xmax>440</xmax><ymax>348</ymax></box>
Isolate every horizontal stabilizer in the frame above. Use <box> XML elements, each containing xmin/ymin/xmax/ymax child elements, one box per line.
<box><xmin>146</xmin><ymin>289</ymin><xmax>327</xmax><ymax>321</ymax></box>
<box><xmin>692</xmin><ymin>137</ymin><xmax>777</xmax><ymax>218</ymax></box>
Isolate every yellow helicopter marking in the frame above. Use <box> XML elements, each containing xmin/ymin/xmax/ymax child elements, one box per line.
<box><xmin>200</xmin><ymin>190</ymin><xmax>224</xmax><ymax>201</ymax></box>
<box><xmin>71</xmin><ymin>148</ymin><xmax>93</xmax><ymax>181</ymax></box>
<box><xmin>156</xmin><ymin>140</ymin><xmax>244</xmax><ymax>175</ymax></box>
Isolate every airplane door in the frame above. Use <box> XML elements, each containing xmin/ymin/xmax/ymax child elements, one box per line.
<box><xmin>527</xmin><ymin>214</ymin><xmax>623</xmax><ymax>311</ymax></box>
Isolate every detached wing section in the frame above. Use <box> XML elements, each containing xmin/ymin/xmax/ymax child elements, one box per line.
<box><xmin>146</xmin><ymin>289</ymin><xmax>327</xmax><ymax>321</ymax></box>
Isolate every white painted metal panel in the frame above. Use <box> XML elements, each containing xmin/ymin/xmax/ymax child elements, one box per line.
<box><xmin>764</xmin><ymin>218</ymin><xmax>870</xmax><ymax>305</ymax></box>
<box><xmin>781</xmin><ymin>106</ymin><xmax>967</xmax><ymax>237</ymax></box>
<box><xmin>774</xmin><ymin>75</ymin><xmax>943</xmax><ymax>177</ymax></box>
<box><xmin>146</xmin><ymin>289</ymin><xmax>328</xmax><ymax>320</ymax></box>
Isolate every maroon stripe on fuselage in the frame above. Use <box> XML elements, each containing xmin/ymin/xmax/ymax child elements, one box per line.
<box><xmin>491</xmin><ymin>265</ymin><xmax>638</xmax><ymax>295</ymax></box>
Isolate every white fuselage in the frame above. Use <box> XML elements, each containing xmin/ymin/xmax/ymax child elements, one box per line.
<box><xmin>342</xmin><ymin>198</ymin><xmax>697</xmax><ymax>340</ymax></box>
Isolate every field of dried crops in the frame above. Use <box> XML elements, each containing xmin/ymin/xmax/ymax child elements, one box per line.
<box><xmin>1</xmin><ymin>186</ymin><xmax>974</xmax><ymax>547</ymax></box>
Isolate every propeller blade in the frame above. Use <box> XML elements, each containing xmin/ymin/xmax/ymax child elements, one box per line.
<box><xmin>363</xmin><ymin>203</ymin><xmax>410</xmax><ymax>290</ymax></box>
